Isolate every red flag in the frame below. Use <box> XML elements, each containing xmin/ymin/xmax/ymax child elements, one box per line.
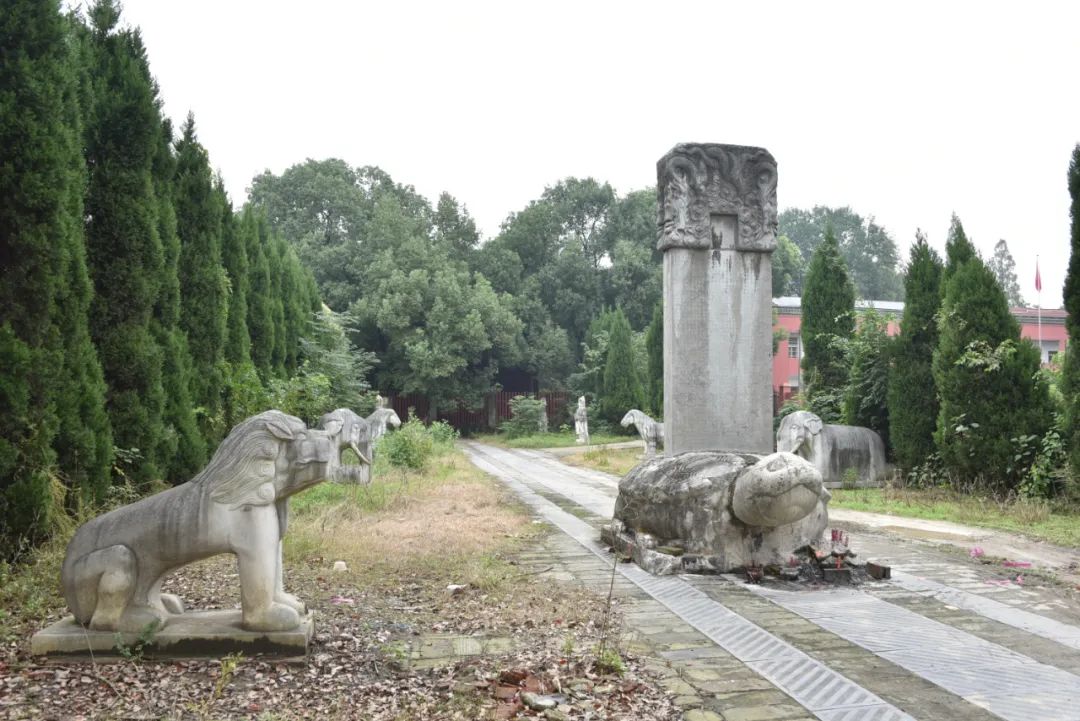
<box><xmin>1035</xmin><ymin>260</ymin><xmax>1042</xmax><ymax>293</ymax></box>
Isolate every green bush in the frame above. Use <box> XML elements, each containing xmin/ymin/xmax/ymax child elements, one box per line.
<box><xmin>501</xmin><ymin>395</ymin><xmax>546</xmax><ymax>439</ymax></box>
<box><xmin>380</xmin><ymin>417</ymin><xmax>435</xmax><ymax>470</ymax></box>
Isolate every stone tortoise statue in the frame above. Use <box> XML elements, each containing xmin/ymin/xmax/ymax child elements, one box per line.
<box><xmin>61</xmin><ymin>408</ymin><xmax>371</xmax><ymax>634</ymax></box>
<box><xmin>776</xmin><ymin>410</ymin><xmax>889</xmax><ymax>487</ymax></box>
<box><xmin>605</xmin><ymin>451</ymin><xmax>829</xmax><ymax>573</ymax></box>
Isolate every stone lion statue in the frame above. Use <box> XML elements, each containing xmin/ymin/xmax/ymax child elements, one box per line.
<box><xmin>61</xmin><ymin>409</ymin><xmax>371</xmax><ymax>633</ymax></box>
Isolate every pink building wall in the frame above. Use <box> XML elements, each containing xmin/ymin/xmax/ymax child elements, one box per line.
<box><xmin>771</xmin><ymin>301</ymin><xmax>1067</xmax><ymax>402</ymax></box>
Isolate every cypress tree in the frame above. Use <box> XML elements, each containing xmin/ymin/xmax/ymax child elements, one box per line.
<box><xmin>265</xmin><ymin>224</ymin><xmax>288</xmax><ymax>377</ymax></box>
<box><xmin>933</xmin><ymin>247</ymin><xmax>1050</xmax><ymax>490</ymax></box>
<box><xmin>801</xmin><ymin>226</ymin><xmax>856</xmax><ymax>421</ymax></box>
<box><xmin>943</xmin><ymin>214</ymin><xmax>977</xmax><ymax>286</ymax></box>
<box><xmin>175</xmin><ymin>114</ymin><xmax>228</xmax><ymax>440</ymax></box>
<box><xmin>220</xmin><ymin>192</ymin><xmax>250</xmax><ymax>365</ymax></box>
<box><xmin>645</xmin><ymin>302</ymin><xmax>663</xmax><ymax>417</ymax></box>
<box><xmin>887</xmin><ymin>233</ymin><xmax>943</xmax><ymax>470</ymax></box>
<box><xmin>1</xmin><ymin>0</ymin><xmax>112</xmax><ymax>551</ymax></box>
<box><xmin>842</xmin><ymin>309</ymin><xmax>891</xmax><ymax>446</ymax></box>
<box><xmin>82</xmin><ymin>1</ymin><xmax>166</xmax><ymax>484</ymax></box>
<box><xmin>244</xmin><ymin>208</ymin><xmax>276</xmax><ymax>378</ymax></box>
<box><xmin>601</xmin><ymin>309</ymin><xmax>646</xmax><ymax>425</ymax></box>
<box><xmin>1062</xmin><ymin>145</ymin><xmax>1080</xmax><ymax>475</ymax></box>
<box><xmin>54</xmin><ymin>9</ymin><xmax>112</xmax><ymax>498</ymax></box>
<box><xmin>151</xmin><ymin>118</ymin><xmax>205</xmax><ymax>481</ymax></box>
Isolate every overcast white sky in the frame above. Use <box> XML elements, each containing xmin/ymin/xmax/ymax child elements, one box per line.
<box><xmin>112</xmin><ymin>0</ymin><xmax>1079</xmax><ymax>306</ymax></box>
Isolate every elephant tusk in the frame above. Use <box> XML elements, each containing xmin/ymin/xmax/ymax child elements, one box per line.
<box><xmin>350</xmin><ymin>442</ymin><xmax>371</xmax><ymax>466</ymax></box>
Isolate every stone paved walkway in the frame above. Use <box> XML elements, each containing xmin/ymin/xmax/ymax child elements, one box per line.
<box><xmin>462</xmin><ymin>441</ymin><xmax>1080</xmax><ymax>721</ymax></box>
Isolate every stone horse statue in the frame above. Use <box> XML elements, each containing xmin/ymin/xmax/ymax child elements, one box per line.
<box><xmin>621</xmin><ymin>409</ymin><xmax>664</xmax><ymax>457</ymax></box>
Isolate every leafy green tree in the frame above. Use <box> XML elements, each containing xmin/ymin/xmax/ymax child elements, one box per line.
<box><xmin>843</xmin><ymin>310</ymin><xmax>891</xmax><ymax>445</ymax></box>
<box><xmin>542</xmin><ymin>177</ymin><xmax>616</xmax><ymax>270</ymax></box>
<box><xmin>150</xmin><ymin>118</ymin><xmax>204</xmax><ymax>482</ymax></box>
<box><xmin>887</xmin><ymin>233</ymin><xmax>943</xmax><ymax>470</ymax></box>
<box><xmin>645</xmin><ymin>303</ymin><xmax>663</xmax><ymax>417</ymax></box>
<box><xmin>779</xmin><ymin>206</ymin><xmax>902</xmax><ymax>300</ymax></box>
<box><xmin>350</xmin><ymin>193</ymin><xmax>521</xmax><ymax>419</ymax></box>
<box><xmin>1061</xmin><ymin>145</ymin><xmax>1080</xmax><ymax>476</ymax></box>
<box><xmin>434</xmin><ymin>192</ymin><xmax>480</xmax><ymax>261</ymax></box>
<box><xmin>0</xmin><ymin>0</ymin><xmax>112</xmax><ymax>552</ymax></box>
<box><xmin>772</xmin><ymin>234</ymin><xmax>804</xmax><ymax>297</ymax></box>
<box><xmin>987</xmin><ymin>239</ymin><xmax>1025</xmax><ymax>307</ymax></box>
<box><xmin>933</xmin><ymin>247</ymin><xmax>1050</xmax><ymax>490</ymax></box>
<box><xmin>524</xmin><ymin>320</ymin><xmax>575</xmax><ymax>392</ymax></box>
<box><xmin>604</xmin><ymin>188</ymin><xmax>659</xmax><ymax>263</ymax></box>
<box><xmin>82</xmin><ymin>3</ymin><xmax>167</xmax><ymax>484</ymax></box>
<box><xmin>599</xmin><ymin>309</ymin><xmax>646</xmax><ymax>426</ymax></box>
<box><xmin>175</xmin><ymin>114</ymin><xmax>228</xmax><ymax>439</ymax></box>
<box><xmin>607</xmin><ymin>238</ymin><xmax>661</xmax><ymax>330</ymax></box>
<box><xmin>801</xmin><ymin>226</ymin><xmax>856</xmax><ymax>421</ymax></box>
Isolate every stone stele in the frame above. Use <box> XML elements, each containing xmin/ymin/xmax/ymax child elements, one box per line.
<box><xmin>603</xmin><ymin>143</ymin><xmax>829</xmax><ymax>574</ymax></box>
<box><xmin>603</xmin><ymin>451</ymin><xmax>830</xmax><ymax>574</ymax></box>
<box><xmin>659</xmin><ymin>143</ymin><xmax>777</xmax><ymax>455</ymax></box>
<box><xmin>32</xmin><ymin>408</ymin><xmax>372</xmax><ymax>658</ymax></box>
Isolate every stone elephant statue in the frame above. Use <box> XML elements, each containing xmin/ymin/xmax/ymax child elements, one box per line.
<box><xmin>61</xmin><ymin>409</ymin><xmax>370</xmax><ymax>634</ymax></box>
<box><xmin>776</xmin><ymin>410</ymin><xmax>888</xmax><ymax>487</ymax></box>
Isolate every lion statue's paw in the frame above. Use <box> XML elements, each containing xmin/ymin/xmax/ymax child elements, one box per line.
<box><xmin>160</xmin><ymin>593</ymin><xmax>185</xmax><ymax>615</ymax></box>
<box><xmin>275</xmin><ymin>591</ymin><xmax>306</xmax><ymax>614</ymax></box>
<box><xmin>244</xmin><ymin>602</ymin><xmax>301</xmax><ymax>632</ymax></box>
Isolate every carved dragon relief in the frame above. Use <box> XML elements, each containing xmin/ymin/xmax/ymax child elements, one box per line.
<box><xmin>656</xmin><ymin>143</ymin><xmax>777</xmax><ymax>253</ymax></box>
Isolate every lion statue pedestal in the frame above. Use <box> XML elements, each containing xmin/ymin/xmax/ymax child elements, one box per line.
<box><xmin>31</xmin><ymin>409</ymin><xmax>371</xmax><ymax>658</ymax></box>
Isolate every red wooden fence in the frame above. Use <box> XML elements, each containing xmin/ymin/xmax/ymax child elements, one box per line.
<box><xmin>386</xmin><ymin>391</ymin><xmax>573</xmax><ymax>432</ymax></box>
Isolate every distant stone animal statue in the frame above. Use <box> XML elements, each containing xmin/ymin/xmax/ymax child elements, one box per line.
<box><xmin>366</xmin><ymin>407</ymin><xmax>401</xmax><ymax>443</ymax></box>
<box><xmin>354</xmin><ymin>405</ymin><xmax>402</xmax><ymax>485</ymax></box>
<box><xmin>61</xmin><ymin>409</ymin><xmax>371</xmax><ymax>634</ymax></box>
<box><xmin>620</xmin><ymin>409</ymin><xmax>664</xmax><ymax>457</ymax></box>
<box><xmin>574</xmin><ymin>396</ymin><xmax>590</xmax><ymax>445</ymax></box>
<box><xmin>776</xmin><ymin>410</ymin><xmax>888</xmax><ymax>487</ymax></box>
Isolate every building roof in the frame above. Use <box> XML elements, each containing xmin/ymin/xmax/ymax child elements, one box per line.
<box><xmin>773</xmin><ymin>298</ymin><xmax>1067</xmax><ymax>325</ymax></box>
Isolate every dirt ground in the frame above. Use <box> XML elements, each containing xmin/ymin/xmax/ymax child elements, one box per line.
<box><xmin>0</xmin><ymin>452</ymin><xmax>680</xmax><ymax>721</ymax></box>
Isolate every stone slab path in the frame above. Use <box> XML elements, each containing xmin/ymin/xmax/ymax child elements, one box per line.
<box><xmin>462</xmin><ymin>441</ymin><xmax>1080</xmax><ymax>721</ymax></box>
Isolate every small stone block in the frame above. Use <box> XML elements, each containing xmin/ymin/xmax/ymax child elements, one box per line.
<box><xmin>30</xmin><ymin>610</ymin><xmax>313</xmax><ymax>658</ymax></box>
<box><xmin>822</xmin><ymin>567</ymin><xmax>852</xmax><ymax>585</ymax></box>
<box><xmin>866</xmin><ymin>561</ymin><xmax>891</xmax><ymax>580</ymax></box>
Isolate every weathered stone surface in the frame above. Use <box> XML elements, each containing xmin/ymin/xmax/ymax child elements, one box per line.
<box><xmin>52</xmin><ymin>409</ymin><xmax>370</xmax><ymax>638</ymax></box>
<box><xmin>609</xmin><ymin>451</ymin><xmax>828</xmax><ymax>572</ymax></box>
<box><xmin>657</xmin><ymin>144</ymin><xmax>777</xmax><ymax>253</ymax></box>
<box><xmin>574</xmin><ymin>396</ymin><xmax>590</xmax><ymax>444</ymax></box>
<box><xmin>776</xmin><ymin>411</ymin><xmax>889</xmax><ymax>487</ymax></box>
<box><xmin>620</xmin><ymin>409</ymin><xmax>664</xmax><ymax>457</ymax></box>
<box><xmin>659</xmin><ymin>143</ymin><xmax>776</xmax><ymax>455</ymax></box>
<box><xmin>31</xmin><ymin>610</ymin><xmax>313</xmax><ymax>657</ymax></box>
<box><xmin>359</xmin><ymin>399</ymin><xmax>401</xmax><ymax>485</ymax></box>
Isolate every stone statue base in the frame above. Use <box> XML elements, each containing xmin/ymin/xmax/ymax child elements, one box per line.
<box><xmin>31</xmin><ymin>610</ymin><xmax>313</xmax><ymax>659</ymax></box>
<box><xmin>602</xmin><ymin>451</ymin><xmax>829</xmax><ymax>575</ymax></box>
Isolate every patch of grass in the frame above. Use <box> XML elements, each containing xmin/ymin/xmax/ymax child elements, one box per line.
<box><xmin>831</xmin><ymin>487</ymin><xmax>1080</xmax><ymax>548</ymax></box>
<box><xmin>0</xmin><ymin>537</ymin><xmax>68</xmax><ymax>644</ymax></box>
<box><xmin>562</xmin><ymin>447</ymin><xmax>643</xmax><ymax>477</ymax></box>
<box><xmin>472</xmin><ymin>432</ymin><xmax>630</xmax><ymax>449</ymax></box>
<box><xmin>285</xmin><ymin>450</ymin><xmax>536</xmax><ymax>589</ymax></box>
